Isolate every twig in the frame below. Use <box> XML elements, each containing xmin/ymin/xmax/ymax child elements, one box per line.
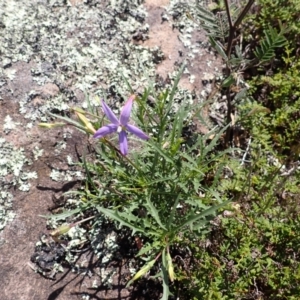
<box><xmin>225</xmin><ymin>0</ymin><xmax>255</xmax><ymax>57</ymax></box>
<box><xmin>223</xmin><ymin>0</ymin><xmax>255</xmax><ymax>147</ymax></box>
<box><xmin>240</xmin><ymin>136</ymin><xmax>251</xmax><ymax>165</ymax></box>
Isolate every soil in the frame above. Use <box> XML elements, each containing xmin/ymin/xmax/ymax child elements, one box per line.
<box><xmin>0</xmin><ymin>1</ymin><xmax>222</xmax><ymax>299</ymax></box>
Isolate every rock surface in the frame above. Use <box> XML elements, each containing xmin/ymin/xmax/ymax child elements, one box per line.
<box><xmin>0</xmin><ymin>0</ymin><xmax>222</xmax><ymax>298</ymax></box>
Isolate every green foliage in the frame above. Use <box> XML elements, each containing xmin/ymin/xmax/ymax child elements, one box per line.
<box><xmin>259</xmin><ymin>69</ymin><xmax>300</xmax><ymax>154</ymax></box>
<box><xmin>42</xmin><ymin>67</ymin><xmax>233</xmax><ymax>299</ymax></box>
<box><xmin>179</xmin><ymin>2</ymin><xmax>300</xmax><ymax>297</ymax></box>
<box><xmin>193</xmin><ymin>3</ymin><xmax>231</xmax><ymax>42</ymax></box>
<box><xmin>178</xmin><ymin>105</ymin><xmax>300</xmax><ymax>298</ymax></box>
<box><xmin>254</xmin><ymin>0</ymin><xmax>300</xmax><ymax>45</ymax></box>
<box><xmin>185</xmin><ymin>204</ymin><xmax>300</xmax><ymax>299</ymax></box>
<box><xmin>243</xmin><ymin>0</ymin><xmax>300</xmax><ymax>156</ymax></box>
<box><xmin>38</xmin><ymin>1</ymin><xmax>300</xmax><ymax>298</ymax></box>
<box><xmin>254</xmin><ymin>24</ymin><xmax>288</xmax><ymax>63</ymax></box>
<box><xmin>83</xmin><ymin>69</ymin><xmax>233</xmax><ymax>298</ymax></box>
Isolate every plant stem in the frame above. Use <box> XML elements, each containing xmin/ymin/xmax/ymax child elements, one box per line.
<box><xmin>224</xmin><ymin>0</ymin><xmax>255</xmax><ymax>147</ymax></box>
<box><xmin>225</xmin><ymin>0</ymin><xmax>255</xmax><ymax>57</ymax></box>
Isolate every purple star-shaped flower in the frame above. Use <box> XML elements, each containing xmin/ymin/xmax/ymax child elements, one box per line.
<box><xmin>93</xmin><ymin>95</ymin><xmax>149</xmax><ymax>155</ymax></box>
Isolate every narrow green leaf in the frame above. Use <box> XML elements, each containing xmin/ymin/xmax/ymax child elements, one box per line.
<box><xmin>176</xmin><ymin>201</ymin><xmax>229</xmax><ymax>231</ymax></box>
<box><xmin>148</xmin><ymin>141</ymin><xmax>174</xmax><ymax>165</ymax></box>
<box><xmin>146</xmin><ymin>192</ymin><xmax>167</xmax><ymax>231</ymax></box>
<box><xmin>209</xmin><ymin>36</ymin><xmax>228</xmax><ymax>61</ymax></box>
<box><xmin>96</xmin><ymin>206</ymin><xmax>145</xmax><ymax>234</ymax></box>
<box><xmin>168</xmin><ymin>63</ymin><xmax>185</xmax><ymax>105</ymax></box>
<box><xmin>170</xmin><ymin>103</ymin><xmax>189</xmax><ymax>145</ymax></box>
<box><xmin>160</xmin><ymin>249</ymin><xmax>171</xmax><ymax>300</ymax></box>
<box><xmin>39</xmin><ymin>207</ymin><xmax>84</xmax><ymax>221</ymax></box>
<box><xmin>167</xmin><ymin>193</ymin><xmax>181</xmax><ymax>229</ymax></box>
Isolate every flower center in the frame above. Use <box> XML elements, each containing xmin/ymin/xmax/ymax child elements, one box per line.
<box><xmin>117</xmin><ymin>125</ymin><xmax>124</xmax><ymax>133</ymax></box>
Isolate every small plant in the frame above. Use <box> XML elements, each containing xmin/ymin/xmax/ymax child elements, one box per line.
<box><xmin>36</xmin><ymin>2</ymin><xmax>300</xmax><ymax>298</ymax></box>
<box><xmin>182</xmin><ymin>201</ymin><xmax>300</xmax><ymax>299</ymax></box>
<box><xmin>240</xmin><ymin>0</ymin><xmax>300</xmax><ymax>158</ymax></box>
<box><xmin>40</xmin><ymin>67</ymin><xmax>235</xmax><ymax>299</ymax></box>
<box><xmin>189</xmin><ymin>0</ymin><xmax>288</xmax><ymax>146</ymax></box>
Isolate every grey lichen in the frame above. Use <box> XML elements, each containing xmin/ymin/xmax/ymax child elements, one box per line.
<box><xmin>32</xmin><ymin>146</ymin><xmax>44</xmax><ymax>161</ymax></box>
<box><xmin>0</xmin><ymin>191</ymin><xmax>15</xmax><ymax>231</ymax></box>
<box><xmin>3</xmin><ymin>115</ymin><xmax>18</xmax><ymax>134</ymax></box>
<box><xmin>0</xmin><ymin>137</ymin><xmax>37</xmax><ymax>229</ymax></box>
<box><xmin>1</xmin><ymin>1</ymin><xmax>223</xmax><ymax>289</ymax></box>
<box><xmin>0</xmin><ymin>0</ymin><xmax>159</xmax><ymax>121</ymax></box>
<box><xmin>50</xmin><ymin>168</ymin><xmax>83</xmax><ymax>182</ymax></box>
<box><xmin>168</xmin><ymin>0</ymin><xmax>222</xmax><ymax>87</ymax></box>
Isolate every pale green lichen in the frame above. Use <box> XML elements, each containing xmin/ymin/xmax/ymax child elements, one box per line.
<box><xmin>0</xmin><ymin>0</ymin><xmax>159</xmax><ymax>121</ymax></box>
<box><xmin>32</xmin><ymin>146</ymin><xmax>44</xmax><ymax>161</ymax></box>
<box><xmin>0</xmin><ymin>191</ymin><xmax>15</xmax><ymax>230</ymax></box>
<box><xmin>0</xmin><ymin>137</ymin><xmax>36</xmax><ymax>229</ymax></box>
<box><xmin>4</xmin><ymin>68</ymin><xmax>16</xmax><ymax>81</ymax></box>
<box><xmin>50</xmin><ymin>168</ymin><xmax>83</xmax><ymax>182</ymax></box>
<box><xmin>0</xmin><ymin>0</ymin><xmax>221</xmax><ymax>287</ymax></box>
<box><xmin>66</xmin><ymin>155</ymin><xmax>75</xmax><ymax>165</ymax></box>
<box><xmin>99</xmin><ymin>267</ymin><xmax>116</xmax><ymax>288</ymax></box>
<box><xmin>54</xmin><ymin>141</ymin><xmax>67</xmax><ymax>154</ymax></box>
<box><xmin>3</xmin><ymin>115</ymin><xmax>18</xmax><ymax>134</ymax></box>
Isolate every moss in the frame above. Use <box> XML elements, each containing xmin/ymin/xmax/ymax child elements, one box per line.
<box><xmin>186</xmin><ymin>208</ymin><xmax>300</xmax><ymax>299</ymax></box>
<box><xmin>241</xmin><ymin>0</ymin><xmax>300</xmax><ymax>157</ymax></box>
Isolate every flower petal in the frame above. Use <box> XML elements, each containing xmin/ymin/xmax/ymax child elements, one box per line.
<box><xmin>119</xmin><ymin>130</ymin><xmax>128</xmax><ymax>155</ymax></box>
<box><xmin>102</xmin><ymin>100</ymin><xmax>119</xmax><ymax>125</ymax></box>
<box><xmin>126</xmin><ymin>124</ymin><xmax>149</xmax><ymax>140</ymax></box>
<box><xmin>120</xmin><ymin>95</ymin><xmax>135</xmax><ymax>125</ymax></box>
<box><xmin>93</xmin><ymin>124</ymin><xmax>118</xmax><ymax>138</ymax></box>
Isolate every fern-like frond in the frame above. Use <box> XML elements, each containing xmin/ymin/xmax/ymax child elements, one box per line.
<box><xmin>194</xmin><ymin>4</ymin><xmax>230</xmax><ymax>41</ymax></box>
<box><xmin>194</xmin><ymin>4</ymin><xmax>221</xmax><ymax>37</ymax></box>
<box><xmin>194</xmin><ymin>2</ymin><xmax>241</xmax><ymax>42</ymax></box>
<box><xmin>254</xmin><ymin>25</ymin><xmax>288</xmax><ymax>62</ymax></box>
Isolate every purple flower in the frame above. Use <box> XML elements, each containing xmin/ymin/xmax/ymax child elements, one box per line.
<box><xmin>93</xmin><ymin>95</ymin><xmax>149</xmax><ymax>155</ymax></box>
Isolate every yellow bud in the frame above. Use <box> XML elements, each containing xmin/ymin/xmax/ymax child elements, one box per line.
<box><xmin>94</xmin><ymin>96</ymin><xmax>101</xmax><ymax>104</ymax></box>
<box><xmin>50</xmin><ymin>223</ymin><xmax>72</xmax><ymax>237</ymax></box>
<box><xmin>71</xmin><ymin>107</ymin><xmax>86</xmax><ymax>114</ymax></box>
<box><xmin>132</xmin><ymin>259</ymin><xmax>156</xmax><ymax>281</ymax></box>
<box><xmin>39</xmin><ymin>122</ymin><xmax>65</xmax><ymax>128</ymax></box>
<box><xmin>167</xmin><ymin>252</ymin><xmax>174</xmax><ymax>282</ymax></box>
<box><xmin>162</xmin><ymin>141</ymin><xmax>170</xmax><ymax>149</ymax></box>
<box><xmin>75</xmin><ymin>112</ymin><xmax>96</xmax><ymax>134</ymax></box>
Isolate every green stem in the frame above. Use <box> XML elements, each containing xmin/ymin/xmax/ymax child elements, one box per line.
<box><xmin>103</xmin><ymin>138</ymin><xmax>145</xmax><ymax>176</ymax></box>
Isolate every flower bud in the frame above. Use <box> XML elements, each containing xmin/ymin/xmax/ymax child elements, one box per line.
<box><xmin>50</xmin><ymin>223</ymin><xmax>72</xmax><ymax>237</ymax></box>
<box><xmin>132</xmin><ymin>259</ymin><xmax>156</xmax><ymax>281</ymax></box>
<box><xmin>75</xmin><ymin>112</ymin><xmax>96</xmax><ymax>134</ymax></box>
<box><xmin>167</xmin><ymin>252</ymin><xmax>174</xmax><ymax>282</ymax></box>
<box><xmin>39</xmin><ymin>122</ymin><xmax>65</xmax><ymax>128</ymax></box>
<box><xmin>72</xmin><ymin>107</ymin><xmax>86</xmax><ymax>114</ymax></box>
